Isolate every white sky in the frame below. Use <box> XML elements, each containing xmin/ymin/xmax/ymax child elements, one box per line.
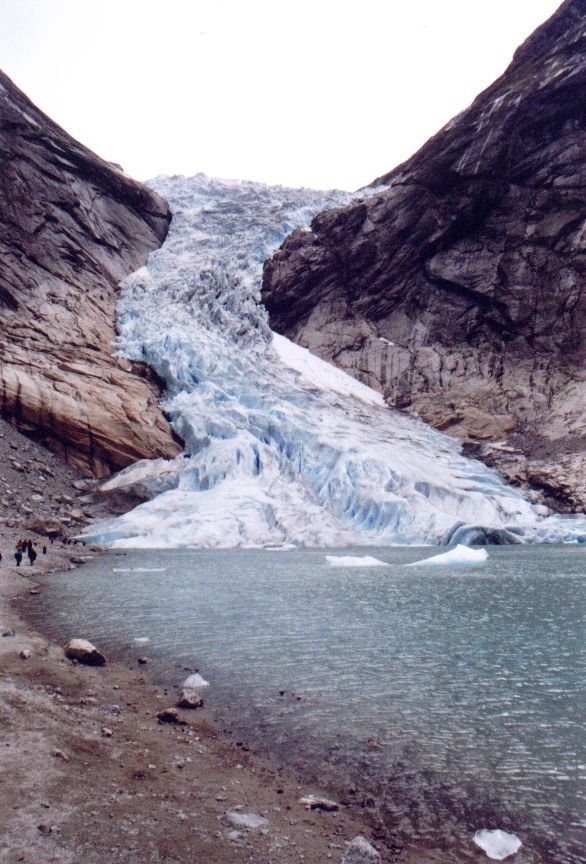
<box><xmin>0</xmin><ymin>0</ymin><xmax>562</xmax><ymax>190</ymax></box>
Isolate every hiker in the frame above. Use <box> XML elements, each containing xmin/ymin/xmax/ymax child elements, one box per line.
<box><xmin>14</xmin><ymin>548</ymin><xmax>23</xmax><ymax>567</ymax></box>
<box><xmin>27</xmin><ymin>545</ymin><xmax>37</xmax><ymax>566</ymax></box>
<box><xmin>43</xmin><ymin>545</ymin><xmax>47</xmax><ymax>555</ymax></box>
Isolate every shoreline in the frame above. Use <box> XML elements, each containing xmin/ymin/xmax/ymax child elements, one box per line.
<box><xmin>0</xmin><ymin>416</ymin><xmax>394</xmax><ymax>863</ymax></box>
<box><xmin>2</xmin><ymin>547</ymin><xmax>397</xmax><ymax>864</ymax></box>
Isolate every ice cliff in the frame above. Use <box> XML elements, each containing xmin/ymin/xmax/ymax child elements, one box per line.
<box><xmin>84</xmin><ymin>174</ymin><xmax>586</xmax><ymax>548</ymax></box>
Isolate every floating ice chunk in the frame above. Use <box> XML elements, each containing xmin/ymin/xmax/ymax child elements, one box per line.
<box><xmin>326</xmin><ymin>555</ymin><xmax>387</xmax><ymax>567</ymax></box>
<box><xmin>113</xmin><ymin>567</ymin><xmax>167</xmax><ymax>573</ymax></box>
<box><xmin>182</xmin><ymin>673</ymin><xmax>209</xmax><ymax>689</ymax></box>
<box><xmin>134</xmin><ymin>637</ymin><xmax>150</xmax><ymax>644</ymax></box>
<box><xmin>473</xmin><ymin>828</ymin><xmax>522</xmax><ymax>859</ymax></box>
<box><xmin>405</xmin><ymin>544</ymin><xmax>488</xmax><ymax>567</ymax></box>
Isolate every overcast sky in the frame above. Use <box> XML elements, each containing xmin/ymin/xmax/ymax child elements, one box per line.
<box><xmin>1</xmin><ymin>0</ymin><xmax>562</xmax><ymax>190</ymax></box>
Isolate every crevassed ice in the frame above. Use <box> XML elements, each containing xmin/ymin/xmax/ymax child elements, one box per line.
<box><xmin>84</xmin><ymin>173</ymin><xmax>586</xmax><ymax>548</ymax></box>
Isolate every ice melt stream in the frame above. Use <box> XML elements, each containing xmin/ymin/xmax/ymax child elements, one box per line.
<box><xmin>84</xmin><ymin>174</ymin><xmax>586</xmax><ymax>548</ymax></box>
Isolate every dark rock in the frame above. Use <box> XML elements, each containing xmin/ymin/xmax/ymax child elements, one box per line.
<box><xmin>176</xmin><ymin>688</ymin><xmax>204</xmax><ymax>709</ymax></box>
<box><xmin>262</xmin><ymin>1</ymin><xmax>585</xmax><ymax>511</ymax></box>
<box><xmin>64</xmin><ymin>638</ymin><xmax>106</xmax><ymax>666</ymax></box>
<box><xmin>443</xmin><ymin>524</ymin><xmax>525</xmax><ymax>546</ymax></box>
<box><xmin>157</xmin><ymin>708</ymin><xmax>186</xmax><ymax>725</ymax></box>
<box><xmin>0</xmin><ymin>69</ymin><xmax>181</xmax><ymax>476</ymax></box>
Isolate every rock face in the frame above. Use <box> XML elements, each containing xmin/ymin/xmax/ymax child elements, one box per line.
<box><xmin>262</xmin><ymin>1</ymin><xmax>585</xmax><ymax>512</ymax></box>
<box><xmin>0</xmin><ymin>70</ymin><xmax>181</xmax><ymax>476</ymax></box>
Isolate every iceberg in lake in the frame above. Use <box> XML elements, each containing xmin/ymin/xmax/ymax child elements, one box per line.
<box><xmin>326</xmin><ymin>555</ymin><xmax>388</xmax><ymax>567</ymax></box>
<box><xmin>473</xmin><ymin>828</ymin><xmax>522</xmax><ymax>860</ymax></box>
<box><xmin>82</xmin><ymin>174</ymin><xmax>586</xmax><ymax>549</ymax></box>
<box><xmin>182</xmin><ymin>673</ymin><xmax>209</xmax><ymax>689</ymax></box>
<box><xmin>405</xmin><ymin>545</ymin><xmax>488</xmax><ymax>567</ymax></box>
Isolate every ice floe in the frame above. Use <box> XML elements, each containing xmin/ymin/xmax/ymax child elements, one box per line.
<box><xmin>326</xmin><ymin>555</ymin><xmax>388</xmax><ymax>567</ymax></box>
<box><xmin>182</xmin><ymin>673</ymin><xmax>209</xmax><ymax>689</ymax></box>
<box><xmin>405</xmin><ymin>544</ymin><xmax>488</xmax><ymax>567</ymax></box>
<box><xmin>473</xmin><ymin>828</ymin><xmax>522</xmax><ymax>860</ymax></box>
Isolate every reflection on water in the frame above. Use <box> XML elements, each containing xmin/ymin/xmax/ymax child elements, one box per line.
<box><xmin>25</xmin><ymin>546</ymin><xmax>585</xmax><ymax>862</ymax></box>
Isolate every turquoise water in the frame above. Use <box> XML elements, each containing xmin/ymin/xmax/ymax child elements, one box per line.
<box><xmin>27</xmin><ymin>546</ymin><xmax>585</xmax><ymax>862</ymax></box>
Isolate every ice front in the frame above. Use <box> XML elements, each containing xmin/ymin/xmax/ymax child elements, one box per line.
<box><xmin>84</xmin><ymin>174</ymin><xmax>586</xmax><ymax>547</ymax></box>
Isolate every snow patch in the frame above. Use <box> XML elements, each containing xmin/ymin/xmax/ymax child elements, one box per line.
<box><xmin>272</xmin><ymin>334</ymin><xmax>384</xmax><ymax>407</ymax></box>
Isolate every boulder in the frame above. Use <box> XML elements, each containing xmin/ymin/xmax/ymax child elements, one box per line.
<box><xmin>64</xmin><ymin>638</ymin><xmax>106</xmax><ymax>667</ymax></box>
<box><xmin>177</xmin><ymin>688</ymin><xmax>204</xmax><ymax>709</ymax></box>
<box><xmin>157</xmin><ymin>708</ymin><xmax>186</xmax><ymax>725</ymax></box>
<box><xmin>340</xmin><ymin>836</ymin><xmax>381</xmax><ymax>864</ymax></box>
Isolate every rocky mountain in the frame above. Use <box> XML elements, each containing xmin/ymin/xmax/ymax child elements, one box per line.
<box><xmin>0</xmin><ymin>70</ymin><xmax>181</xmax><ymax>476</ymax></box>
<box><xmin>262</xmin><ymin>0</ymin><xmax>585</xmax><ymax>512</ymax></box>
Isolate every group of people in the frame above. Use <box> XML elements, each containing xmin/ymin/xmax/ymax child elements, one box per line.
<box><xmin>13</xmin><ymin>538</ymin><xmax>45</xmax><ymax>567</ymax></box>
<box><xmin>0</xmin><ymin>534</ymin><xmax>85</xmax><ymax>567</ymax></box>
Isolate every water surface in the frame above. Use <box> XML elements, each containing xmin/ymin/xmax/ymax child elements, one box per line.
<box><xmin>25</xmin><ymin>545</ymin><xmax>585</xmax><ymax>862</ymax></box>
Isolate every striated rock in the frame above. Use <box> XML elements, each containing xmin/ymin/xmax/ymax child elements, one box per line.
<box><xmin>64</xmin><ymin>638</ymin><xmax>106</xmax><ymax>666</ymax></box>
<box><xmin>0</xmin><ymin>70</ymin><xmax>181</xmax><ymax>476</ymax></box>
<box><xmin>262</xmin><ymin>1</ymin><xmax>585</xmax><ymax>511</ymax></box>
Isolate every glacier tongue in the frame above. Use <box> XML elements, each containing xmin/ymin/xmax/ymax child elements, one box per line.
<box><xmin>85</xmin><ymin>173</ymin><xmax>585</xmax><ymax>548</ymax></box>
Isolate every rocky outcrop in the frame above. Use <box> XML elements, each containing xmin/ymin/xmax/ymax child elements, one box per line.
<box><xmin>262</xmin><ymin>0</ymin><xmax>585</xmax><ymax>512</ymax></box>
<box><xmin>0</xmin><ymin>70</ymin><xmax>181</xmax><ymax>476</ymax></box>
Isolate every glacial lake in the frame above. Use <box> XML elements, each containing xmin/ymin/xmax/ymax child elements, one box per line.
<box><xmin>25</xmin><ymin>545</ymin><xmax>585</xmax><ymax>863</ymax></box>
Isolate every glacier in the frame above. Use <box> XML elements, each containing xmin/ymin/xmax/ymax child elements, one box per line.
<box><xmin>83</xmin><ymin>173</ymin><xmax>586</xmax><ymax>548</ymax></box>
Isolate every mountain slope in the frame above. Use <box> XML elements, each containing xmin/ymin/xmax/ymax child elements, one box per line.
<box><xmin>262</xmin><ymin>0</ymin><xmax>585</xmax><ymax>511</ymax></box>
<box><xmin>0</xmin><ymin>70</ymin><xmax>181</xmax><ymax>475</ymax></box>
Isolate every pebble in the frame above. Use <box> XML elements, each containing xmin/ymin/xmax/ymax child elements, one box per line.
<box><xmin>51</xmin><ymin>749</ymin><xmax>70</xmax><ymax>762</ymax></box>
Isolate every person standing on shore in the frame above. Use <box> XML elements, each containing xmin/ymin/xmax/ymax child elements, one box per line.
<box><xmin>27</xmin><ymin>545</ymin><xmax>37</xmax><ymax>566</ymax></box>
<box><xmin>14</xmin><ymin>548</ymin><xmax>22</xmax><ymax>567</ymax></box>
